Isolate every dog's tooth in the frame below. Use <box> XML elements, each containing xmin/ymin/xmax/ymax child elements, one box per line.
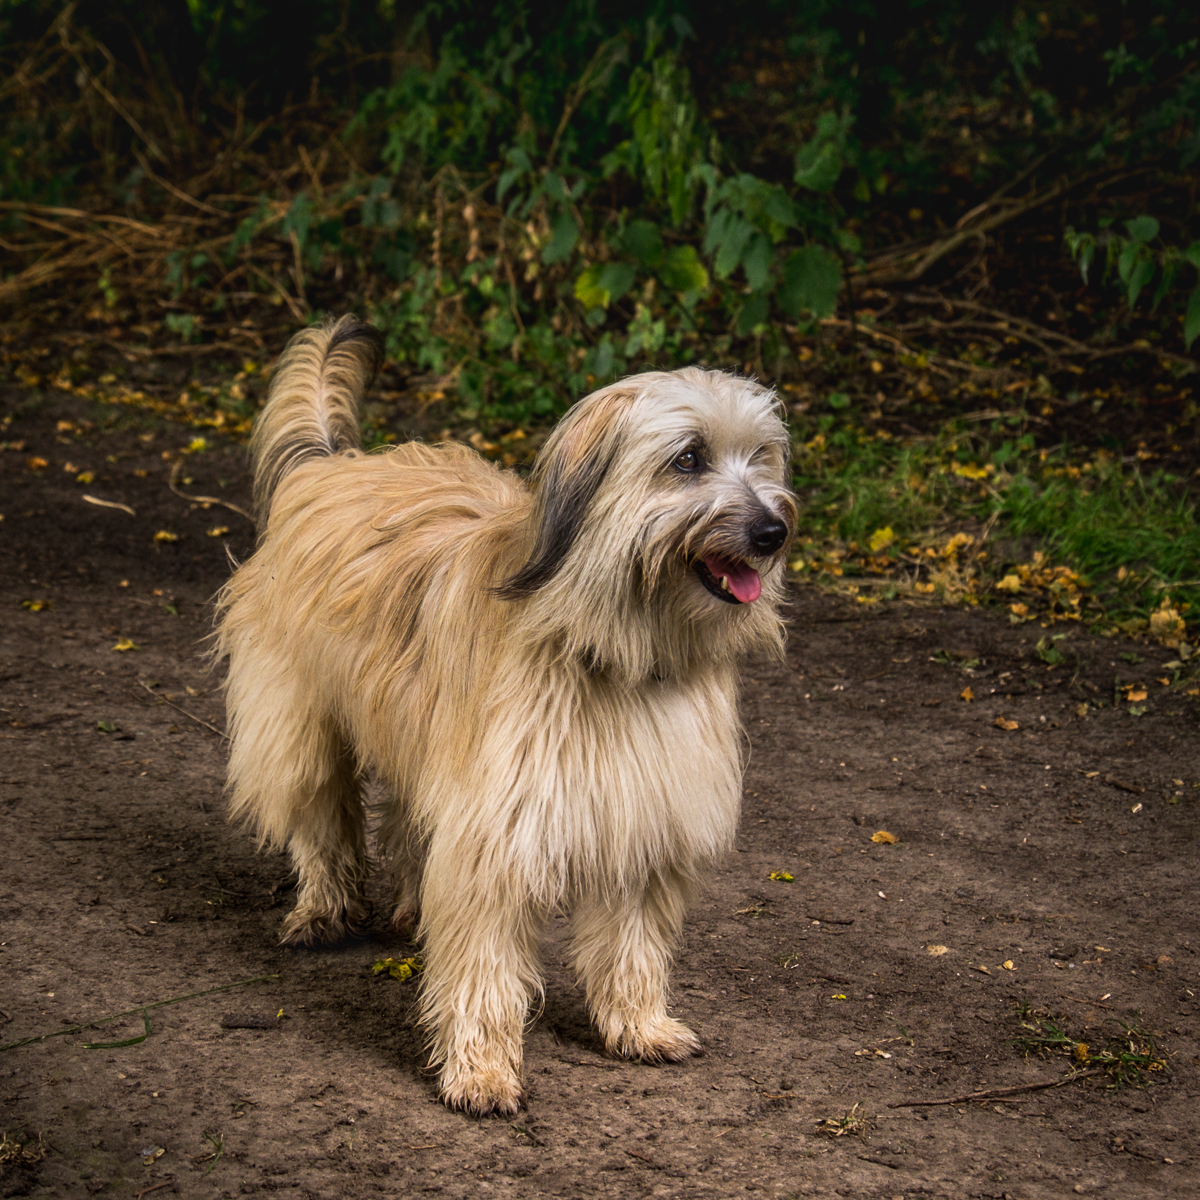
<box><xmin>720</xmin><ymin>576</ymin><xmax>731</xmax><ymax>592</ymax></box>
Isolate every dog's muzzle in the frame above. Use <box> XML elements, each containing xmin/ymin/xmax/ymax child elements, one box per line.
<box><xmin>694</xmin><ymin>514</ymin><xmax>789</xmax><ymax>605</ymax></box>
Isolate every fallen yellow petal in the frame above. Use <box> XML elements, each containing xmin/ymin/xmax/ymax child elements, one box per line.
<box><xmin>153</xmin><ymin>530</ymin><xmax>180</xmax><ymax>543</ymax></box>
<box><xmin>960</xmin><ymin>686</ymin><xmax>974</xmax><ymax>702</ymax></box>
<box><xmin>871</xmin><ymin>830</ymin><xmax>897</xmax><ymax>844</ymax></box>
<box><xmin>112</xmin><ymin>638</ymin><xmax>139</xmax><ymax>652</ymax></box>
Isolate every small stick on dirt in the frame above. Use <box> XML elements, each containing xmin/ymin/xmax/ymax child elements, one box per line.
<box><xmin>0</xmin><ymin>973</ymin><xmax>280</xmax><ymax>1052</ymax></box>
<box><xmin>625</xmin><ymin>1149</ymin><xmax>662</xmax><ymax>1167</ymax></box>
<box><xmin>888</xmin><ymin>1067</ymin><xmax>1105</xmax><ymax>1107</ymax></box>
<box><xmin>169</xmin><ymin>461</ymin><xmax>254</xmax><ymax>523</ymax></box>
<box><xmin>1064</xmin><ymin>995</ymin><xmax>1120</xmax><ymax>1011</ymax></box>
<box><xmin>83</xmin><ymin>494</ymin><xmax>136</xmax><ymax>516</ymax></box>
<box><xmin>134</xmin><ymin>1181</ymin><xmax>174</xmax><ymax>1200</ymax></box>
<box><xmin>809</xmin><ymin>916</ymin><xmax>855</xmax><ymax>925</ymax></box>
<box><xmin>137</xmin><ymin>680</ymin><xmax>226</xmax><ymax>739</ymax></box>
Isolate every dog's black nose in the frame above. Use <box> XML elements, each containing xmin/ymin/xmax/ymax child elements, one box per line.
<box><xmin>749</xmin><ymin>514</ymin><xmax>789</xmax><ymax>555</ymax></box>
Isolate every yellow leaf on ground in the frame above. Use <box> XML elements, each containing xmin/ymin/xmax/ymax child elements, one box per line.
<box><xmin>951</xmin><ymin>462</ymin><xmax>991</xmax><ymax>480</ymax></box>
<box><xmin>868</xmin><ymin>526</ymin><xmax>895</xmax><ymax>553</ymax></box>
<box><xmin>372</xmin><ymin>956</ymin><xmax>424</xmax><ymax>982</ymax></box>
<box><xmin>926</xmin><ymin>944</ymin><xmax>950</xmax><ymax>956</ymax></box>
<box><xmin>871</xmin><ymin>830</ymin><xmax>897</xmax><ymax>844</ymax></box>
<box><xmin>207</xmin><ymin>526</ymin><xmax>230</xmax><ymax>538</ymax></box>
<box><xmin>112</xmin><ymin>638</ymin><xmax>139</xmax><ymax>652</ymax></box>
<box><xmin>1002</xmin><ymin>960</ymin><xmax>1015</xmax><ymax>970</ymax></box>
<box><xmin>994</xmin><ymin>717</ymin><xmax>1019</xmax><ymax>731</ymax></box>
<box><xmin>153</xmin><ymin>530</ymin><xmax>180</xmax><ymax>543</ymax></box>
<box><xmin>996</xmin><ymin>574</ymin><xmax>1021</xmax><ymax>592</ymax></box>
<box><xmin>769</xmin><ymin>870</ymin><xmax>795</xmax><ymax>882</ymax></box>
<box><xmin>960</xmin><ymin>686</ymin><xmax>974</xmax><ymax>702</ymax></box>
<box><xmin>1125</xmin><ymin>687</ymin><xmax>1148</xmax><ymax>702</ymax></box>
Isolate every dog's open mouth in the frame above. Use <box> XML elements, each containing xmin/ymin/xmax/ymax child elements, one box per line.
<box><xmin>695</xmin><ymin>555</ymin><xmax>762</xmax><ymax>604</ymax></box>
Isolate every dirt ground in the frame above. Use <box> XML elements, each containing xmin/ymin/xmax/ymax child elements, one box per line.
<box><xmin>2</xmin><ymin>378</ymin><xmax>1199</xmax><ymax>1200</ymax></box>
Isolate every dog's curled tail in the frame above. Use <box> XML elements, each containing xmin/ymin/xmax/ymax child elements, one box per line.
<box><xmin>251</xmin><ymin>315</ymin><xmax>385</xmax><ymax>521</ymax></box>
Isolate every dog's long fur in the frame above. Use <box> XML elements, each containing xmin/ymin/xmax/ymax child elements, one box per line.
<box><xmin>215</xmin><ymin>315</ymin><xmax>797</xmax><ymax>1115</ymax></box>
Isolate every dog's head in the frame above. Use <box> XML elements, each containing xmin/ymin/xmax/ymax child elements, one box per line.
<box><xmin>499</xmin><ymin>368</ymin><xmax>797</xmax><ymax>673</ymax></box>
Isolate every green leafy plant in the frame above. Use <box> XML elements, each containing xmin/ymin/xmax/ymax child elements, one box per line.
<box><xmin>1064</xmin><ymin>217</ymin><xmax>1200</xmax><ymax>347</ymax></box>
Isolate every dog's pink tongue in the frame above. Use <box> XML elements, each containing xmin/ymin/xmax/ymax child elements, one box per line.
<box><xmin>704</xmin><ymin>556</ymin><xmax>762</xmax><ymax>603</ymax></box>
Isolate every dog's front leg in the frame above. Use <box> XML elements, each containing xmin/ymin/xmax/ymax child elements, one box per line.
<box><xmin>570</xmin><ymin>868</ymin><xmax>702</xmax><ymax>1063</ymax></box>
<box><xmin>418</xmin><ymin>842</ymin><xmax>545</xmax><ymax>1116</ymax></box>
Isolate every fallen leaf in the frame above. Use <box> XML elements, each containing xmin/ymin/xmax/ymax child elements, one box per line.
<box><xmin>769</xmin><ymin>870</ymin><xmax>794</xmax><ymax>882</ymax></box>
<box><xmin>207</xmin><ymin>526</ymin><xmax>230</xmax><ymax>538</ymax></box>
<box><xmin>112</xmin><ymin>638</ymin><xmax>139</xmax><ymax>652</ymax></box>
<box><xmin>868</xmin><ymin>526</ymin><xmax>895</xmax><ymax>553</ymax></box>
<box><xmin>996</xmin><ymin>574</ymin><xmax>1022</xmax><ymax>592</ymax></box>
<box><xmin>960</xmin><ymin>686</ymin><xmax>974</xmax><ymax>702</ymax></box>
<box><xmin>21</xmin><ymin>599</ymin><xmax>52</xmax><ymax>612</ymax></box>
<box><xmin>1001</xmin><ymin>960</ymin><xmax>1015</xmax><ymax>970</ymax></box>
<box><xmin>925</xmin><ymin>944</ymin><xmax>950</xmax><ymax>956</ymax></box>
<box><xmin>1125</xmin><ymin>687</ymin><xmax>1148</xmax><ymax>703</ymax></box>
<box><xmin>972</xmin><ymin>965</ymin><xmax>992</xmax><ymax>975</ymax></box>
<box><xmin>871</xmin><ymin>830</ymin><xmax>897</xmax><ymax>844</ymax></box>
<box><xmin>994</xmin><ymin>717</ymin><xmax>1019</xmax><ymax>731</ymax></box>
<box><xmin>154</xmin><ymin>530</ymin><xmax>180</xmax><ymax>543</ymax></box>
<box><xmin>372</xmin><ymin>956</ymin><xmax>424</xmax><ymax>982</ymax></box>
<box><xmin>951</xmin><ymin>462</ymin><xmax>991</xmax><ymax>480</ymax></box>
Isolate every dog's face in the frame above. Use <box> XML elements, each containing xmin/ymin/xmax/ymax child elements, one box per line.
<box><xmin>500</xmin><ymin>368</ymin><xmax>796</xmax><ymax>669</ymax></box>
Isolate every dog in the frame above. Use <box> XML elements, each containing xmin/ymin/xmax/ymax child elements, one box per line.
<box><xmin>214</xmin><ymin>315</ymin><xmax>797</xmax><ymax>1115</ymax></box>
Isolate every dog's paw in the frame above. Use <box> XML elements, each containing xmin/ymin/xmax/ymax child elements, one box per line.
<box><xmin>280</xmin><ymin>898</ymin><xmax>370</xmax><ymax>946</ymax></box>
<box><xmin>606</xmin><ymin>1015</ymin><xmax>701</xmax><ymax>1064</ymax></box>
<box><xmin>439</xmin><ymin>1065</ymin><xmax>524</xmax><ymax>1117</ymax></box>
<box><xmin>390</xmin><ymin>904</ymin><xmax>422</xmax><ymax>940</ymax></box>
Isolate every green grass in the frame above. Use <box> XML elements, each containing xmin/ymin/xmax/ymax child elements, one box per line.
<box><xmin>788</xmin><ymin>410</ymin><xmax>1200</xmax><ymax>637</ymax></box>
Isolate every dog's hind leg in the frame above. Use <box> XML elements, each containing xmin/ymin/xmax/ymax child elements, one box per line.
<box><xmin>569</xmin><ymin>868</ymin><xmax>702</xmax><ymax>1063</ymax></box>
<box><xmin>418</xmin><ymin>833</ymin><xmax>545</xmax><ymax>1116</ymax></box>
<box><xmin>277</xmin><ymin>733</ymin><xmax>370</xmax><ymax>946</ymax></box>
<box><xmin>225</xmin><ymin>672</ymin><xmax>369</xmax><ymax>944</ymax></box>
<box><xmin>378</xmin><ymin>812</ymin><xmax>425</xmax><ymax>938</ymax></box>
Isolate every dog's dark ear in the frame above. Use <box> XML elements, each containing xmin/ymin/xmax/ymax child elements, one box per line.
<box><xmin>497</xmin><ymin>389</ymin><xmax>632</xmax><ymax>599</ymax></box>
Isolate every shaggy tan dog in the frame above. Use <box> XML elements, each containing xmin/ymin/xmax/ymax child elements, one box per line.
<box><xmin>215</xmin><ymin>316</ymin><xmax>796</xmax><ymax>1114</ymax></box>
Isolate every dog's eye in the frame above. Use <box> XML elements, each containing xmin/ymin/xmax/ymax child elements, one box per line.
<box><xmin>673</xmin><ymin>448</ymin><xmax>700</xmax><ymax>473</ymax></box>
